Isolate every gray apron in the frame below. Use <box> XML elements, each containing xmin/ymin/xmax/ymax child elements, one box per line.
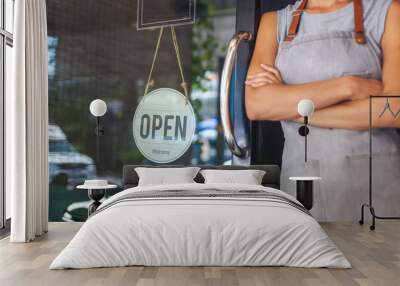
<box><xmin>276</xmin><ymin>2</ymin><xmax>400</xmax><ymax>221</ymax></box>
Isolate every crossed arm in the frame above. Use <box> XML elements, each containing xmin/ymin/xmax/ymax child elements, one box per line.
<box><xmin>245</xmin><ymin>1</ymin><xmax>400</xmax><ymax>130</ymax></box>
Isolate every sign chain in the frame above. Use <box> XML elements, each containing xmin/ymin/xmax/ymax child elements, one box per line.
<box><xmin>144</xmin><ymin>26</ymin><xmax>189</xmax><ymax>103</ymax></box>
<box><xmin>171</xmin><ymin>27</ymin><xmax>188</xmax><ymax>101</ymax></box>
<box><xmin>144</xmin><ymin>27</ymin><xmax>164</xmax><ymax>96</ymax></box>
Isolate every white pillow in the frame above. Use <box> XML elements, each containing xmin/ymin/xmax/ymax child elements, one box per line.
<box><xmin>200</xmin><ymin>169</ymin><xmax>266</xmax><ymax>185</ymax></box>
<box><xmin>135</xmin><ymin>167</ymin><xmax>200</xmax><ymax>186</ymax></box>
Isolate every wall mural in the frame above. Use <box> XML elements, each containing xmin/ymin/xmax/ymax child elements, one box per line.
<box><xmin>47</xmin><ymin>0</ymin><xmax>400</xmax><ymax>224</ymax></box>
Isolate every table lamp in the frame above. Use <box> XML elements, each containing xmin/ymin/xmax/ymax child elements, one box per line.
<box><xmin>89</xmin><ymin>99</ymin><xmax>107</xmax><ymax>168</ymax></box>
<box><xmin>297</xmin><ymin>99</ymin><xmax>314</xmax><ymax>162</ymax></box>
<box><xmin>90</xmin><ymin>99</ymin><xmax>107</xmax><ymax>136</ymax></box>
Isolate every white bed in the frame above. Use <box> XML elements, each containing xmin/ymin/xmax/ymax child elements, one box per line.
<box><xmin>50</xmin><ymin>183</ymin><xmax>350</xmax><ymax>269</ymax></box>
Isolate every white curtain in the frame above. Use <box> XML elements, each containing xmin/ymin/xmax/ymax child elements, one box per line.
<box><xmin>7</xmin><ymin>0</ymin><xmax>49</xmax><ymax>242</ymax></box>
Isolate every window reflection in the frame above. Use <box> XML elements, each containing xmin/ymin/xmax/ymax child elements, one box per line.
<box><xmin>47</xmin><ymin>0</ymin><xmax>236</xmax><ymax>221</ymax></box>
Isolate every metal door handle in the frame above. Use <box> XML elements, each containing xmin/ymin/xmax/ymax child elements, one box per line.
<box><xmin>220</xmin><ymin>31</ymin><xmax>252</xmax><ymax>158</ymax></box>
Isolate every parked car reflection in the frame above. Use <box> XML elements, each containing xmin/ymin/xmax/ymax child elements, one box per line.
<box><xmin>49</xmin><ymin>124</ymin><xmax>96</xmax><ymax>189</ymax></box>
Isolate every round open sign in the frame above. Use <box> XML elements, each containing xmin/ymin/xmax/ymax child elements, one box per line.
<box><xmin>133</xmin><ymin>88</ymin><xmax>196</xmax><ymax>163</ymax></box>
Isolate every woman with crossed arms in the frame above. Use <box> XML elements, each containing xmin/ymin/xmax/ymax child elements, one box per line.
<box><xmin>245</xmin><ymin>0</ymin><xmax>400</xmax><ymax>220</ymax></box>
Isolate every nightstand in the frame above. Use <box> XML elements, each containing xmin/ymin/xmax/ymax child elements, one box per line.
<box><xmin>289</xmin><ymin>177</ymin><xmax>321</xmax><ymax>210</ymax></box>
<box><xmin>77</xmin><ymin>181</ymin><xmax>118</xmax><ymax>216</ymax></box>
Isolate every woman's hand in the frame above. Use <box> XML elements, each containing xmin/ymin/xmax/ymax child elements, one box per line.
<box><xmin>245</xmin><ymin>64</ymin><xmax>283</xmax><ymax>88</ymax></box>
<box><xmin>343</xmin><ymin>76</ymin><xmax>383</xmax><ymax>100</ymax></box>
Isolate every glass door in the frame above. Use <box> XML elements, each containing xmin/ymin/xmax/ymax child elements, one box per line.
<box><xmin>46</xmin><ymin>0</ymin><xmax>301</xmax><ymax>222</ymax></box>
<box><xmin>47</xmin><ymin>0</ymin><xmax>237</xmax><ymax>222</ymax></box>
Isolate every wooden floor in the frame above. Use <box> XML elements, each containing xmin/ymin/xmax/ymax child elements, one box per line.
<box><xmin>0</xmin><ymin>222</ymin><xmax>399</xmax><ymax>286</ymax></box>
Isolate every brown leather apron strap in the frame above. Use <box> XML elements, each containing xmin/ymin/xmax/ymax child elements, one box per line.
<box><xmin>353</xmin><ymin>0</ymin><xmax>366</xmax><ymax>44</ymax></box>
<box><xmin>284</xmin><ymin>0</ymin><xmax>366</xmax><ymax>45</ymax></box>
<box><xmin>284</xmin><ymin>0</ymin><xmax>308</xmax><ymax>42</ymax></box>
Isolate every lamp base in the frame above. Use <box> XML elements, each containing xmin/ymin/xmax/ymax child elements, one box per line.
<box><xmin>88</xmin><ymin>189</ymin><xmax>106</xmax><ymax>216</ymax></box>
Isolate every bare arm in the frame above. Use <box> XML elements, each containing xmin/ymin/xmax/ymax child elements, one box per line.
<box><xmin>302</xmin><ymin>1</ymin><xmax>400</xmax><ymax>130</ymax></box>
<box><xmin>296</xmin><ymin>99</ymin><xmax>400</xmax><ymax>130</ymax></box>
<box><xmin>245</xmin><ymin>12</ymin><xmax>356</xmax><ymax>121</ymax></box>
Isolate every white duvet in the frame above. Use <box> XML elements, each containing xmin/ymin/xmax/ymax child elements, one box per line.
<box><xmin>50</xmin><ymin>183</ymin><xmax>350</xmax><ymax>269</ymax></box>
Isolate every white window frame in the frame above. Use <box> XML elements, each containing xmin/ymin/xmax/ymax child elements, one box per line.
<box><xmin>1</xmin><ymin>0</ymin><xmax>14</xmax><ymax>230</ymax></box>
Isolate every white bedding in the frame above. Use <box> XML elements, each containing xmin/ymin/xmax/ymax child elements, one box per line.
<box><xmin>50</xmin><ymin>183</ymin><xmax>350</xmax><ymax>269</ymax></box>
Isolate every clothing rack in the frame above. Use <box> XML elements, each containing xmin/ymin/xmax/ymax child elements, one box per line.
<box><xmin>360</xmin><ymin>95</ymin><xmax>400</xmax><ymax>230</ymax></box>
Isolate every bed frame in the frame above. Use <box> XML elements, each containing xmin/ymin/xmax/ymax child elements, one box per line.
<box><xmin>122</xmin><ymin>165</ymin><xmax>281</xmax><ymax>190</ymax></box>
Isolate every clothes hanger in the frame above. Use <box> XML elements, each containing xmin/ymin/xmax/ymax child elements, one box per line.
<box><xmin>378</xmin><ymin>98</ymin><xmax>400</xmax><ymax>118</ymax></box>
